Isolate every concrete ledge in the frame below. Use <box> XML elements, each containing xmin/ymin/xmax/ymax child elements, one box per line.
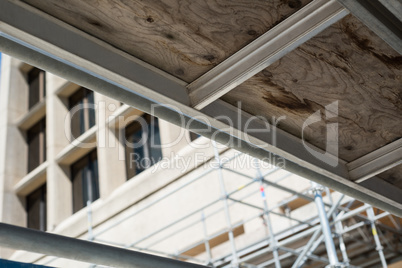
<box><xmin>56</xmin><ymin>126</ymin><xmax>97</xmax><ymax>165</ymax></box>
<box><xmin>16</xmin><ymin>100</ymin><xmax>46</xmax><ymax>131</ymax></box>
<box><xmin>14</xmin><ymin>161</ymin><xmax>48</xmax><ymax>196</ymax></box>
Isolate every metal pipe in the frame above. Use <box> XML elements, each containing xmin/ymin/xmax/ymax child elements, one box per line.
<box><xmin>326</xmin><ymin>187</ymin><xmax>349</xmax><ymax>266</ymax></box>
<box><xmin>93</xmin><ymin>168</ymin><xmax>215</xmax><ymax>237</ymax></box>
<box><xmin>212</xmin><ymin>141</ymin><xmax>239</xmax><ymax>267</ymax></box>
<box><xmin>212</xmin><ymin>210</ymin><xmax>319</xmax><ymax>266</ymax></box>
<box><xmin>0</xmin><ymin>223</ymin><xmax>207</xmax><ymax>268</ymax></box>
<box><xmin>257</xmin><ymin>252</ymin><xmax>293</xmax><ymax>268</ymax></box>
<box><xmin>201</xmin><ymin>212</ymin><xmax>213</xmax><ymax>265</ymax></box>
<box><xmin>280</xmin><ymin>245</ymin><xmax>328</xmax><ymax>264</ymax></box>
<box><xmin>86</xmin><ymin>201</ymin><xmax>96</xmax><ymax>268</ymax></box>
<box><xmin>238</xmin><ymin>195</ymin><xmax>345</xmax><ymax>265</ymax></box>
<box><xmin>302</xmin><ymin>235</ymin><xmax>325</xmax><ymax>265</ymax></box>
<box><xmin>224</xmin><ymin>167</ymin><xmax>334</xmax><ymax>211</ymax></box>
<box><xmin>87</xmin><ymin>200</ymin><xmax>94</xmax><ymax>241</ymax></box>
<box><xmin>341</xmin><ymin>221</ymin><xmax>366</xmax><ymax>234</ymax></box>
<box><xmin>179</xmin><ymin>211</ymin><xmax>266</xmax><ymax>261</ymax></box>
<box><xmin>255</xmin><ymin>159</ymin><xmax>281</xmax><ymax>268</ymax></box>
<box><xmin>126</xmin><ymin>197</ymin><xmax>221</xmax><ymax>248</ymax></box>
<box><xmin>239</xmin><ymin>195</ymin><xmax>345</xmax><ymax>265</ymax></box>
<box><xmin>96</xmin><ymin>153</ymin><xmax>268</xmax><ymax>246</ymax></box>
<box><xmin>227</xmin><ymin>197</ymin><xmax>313</xmax><ymax>226</ymax></box>
<box><xmin>221</xmin><ymin>203</ymin><xmax>377</xmax><ymax>268</ymax></box>
<box><xmin>311</xmin><ymin>182</ymin><xmax>340</xmax><ymax>267</ymax></box>
<box><xmin>95</xmin><ymin>238</ymin><xmax>204</xmax><ymax>263</ymax></box>
<box><xmin>367</xmin><ymin>207</ymin><xmax>388</xmax><ymax>268</ymax></box>
<box><xmin>140</xmin><ymin>173</ymin><xmax>281</xmax><ymax>253</ymax></box>
<box><xmin>335</xmin><ymin>220</ymin><xmax>349</xmax><ymax>265</ymax></box>
<box><xmin>163</xmin><ymin>183</ymin><xmax>317</xmax><ymax>260</ymax></box>
<box><xmin>291</xmin><ymin>229</ymin><xmax>322</xmax><ymax>268</ymax></box>
<box><xmin>143</xmin><ymin>186</ymin><xmax>261</xmax><ymax>250</ymax></box>
<box><xmin>123</xmin><ymin>143</ymin><xmax>264</xmax><ymax>260</ymax></box>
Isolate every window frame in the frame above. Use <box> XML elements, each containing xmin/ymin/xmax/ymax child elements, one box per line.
<box><xmin>68</xmin><ymin>87</ymin><xmax>95</xmax><ymax>140</ymax></box>
<box><xmin>28</xmin><ymin>67</ymin><xmax>46</xmax><ymax>109</ymax></box>
<box><xmin>124</xmin><ymin>114</ymin><xmax>162</xmax><ymax>180</ymax></box>
<box><xmin>26</xmin><ymin>183</ymin><xmax>47</xmax><ymax>232</ymax></box>
<box><xmin>70</xmin><ymin>150</ymin><xmax>100</xmax><ymax>213</ymax></box>
<box><xmin>27</xmin><ymin>118</ymin><xmax>46</xmax><ymax>173</ymax></box>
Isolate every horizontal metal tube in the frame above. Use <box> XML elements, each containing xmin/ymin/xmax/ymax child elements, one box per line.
<box><xmin>0</xmin><ymin>223</ymin><xmax>207</xmax><ymax>268</ymax></box>
<box><xmin>93</xmin><ymin>168</ymin><xmax>215</xmax><ymax>237</ymax></box>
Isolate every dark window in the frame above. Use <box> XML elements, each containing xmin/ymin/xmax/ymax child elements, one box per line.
<box><xmin>125</xmin><ymin>114</ymin><xmax>162</xmax><ymax>180</ymax></box>
<box><xmin>69</xmin><ymin>87</ymin><xmax>95</xmax><ymax>140</ymax></box>
<box><xmin>71</xmin><ymin>150</ymin><xmax>99</xmax><ymax>213</ymax></box>
<box><xmin>28</xmin><ymin>68</ymin><xmax>46</xmax><ymax>109</ymax></box>
<box><xmin>26</xmin><ymin>184</ymin><xmax>47</xmax><ymax>231</ymax></box>
<box><xmin>27</xmin><ymin>118</ymin><xmax>46</xmax><ymax>173</ymax></box>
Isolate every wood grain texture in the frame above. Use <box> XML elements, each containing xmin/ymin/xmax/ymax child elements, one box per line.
<box><xmin>222</xmin><ymin>15</ymin><xmax>402</xmax><ymax>162</ymax></box>
<box><xmin>378</xmin><ymin>165</ymin><xmax>402</xmax><ymax>189</ymax></box>
<box><xmin>21</xmin><ymin>0</ymin><xmax>311</xmax><ymax>83</ymax></box>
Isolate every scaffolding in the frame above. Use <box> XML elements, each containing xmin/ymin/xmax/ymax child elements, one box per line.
<box><xmin>38</xmin><ymin>142</ymin><xmax>401</xmax><ymax>268</ymax></box>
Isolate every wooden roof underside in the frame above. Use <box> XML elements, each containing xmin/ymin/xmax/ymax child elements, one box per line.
<box><xmin>222</xmin><ymin>15</ymin><xmax>402</xmax><ymax>186</ymax></box>
<box><xmin>22</xmin><ymin>0</ymin><xmax>313</xmax><ymax>82</ymax></box>
<box><xmin>17</xmin><ymin>1</ymin><xmax>402</xmax><ymax>197</ymax></box>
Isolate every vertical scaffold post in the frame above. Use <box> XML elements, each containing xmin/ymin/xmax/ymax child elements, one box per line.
<box><xmin>326</xmin><ymin>187</ymin><xmax>349</xmax><ymax>265</ymax></box>
<box><xmin>335</xmin><ymin>219</ymin><xmax>349</xmax><ymax>265</ymax></box>
<box><xmin>255</xmin><ymin>159</ymin><xmax>281</xmax><ymax>268</ymax></box>
<box><xmin>212</xmin><ymin>141</ymin><xmax>238</xmax><ymax>267</ymax></box>
<box><xmin>201</xmin><ymin>211</ymin><xmax>213</xmax><ymax>265</ymax></box>
<box><xmin>366</xmin><ymin>206</ymin><xmax>388</xmax><ymax>268</ymax></box>
<box><xmin>87</xmin><ymin>200</ymin><xmax>94</xmax><ymax>241</ymax></box>
<box><xmin>87</xmin><ymin>171</ymin><xmax>95</xmax><ymax>268</ymax></box>
<box><xmin>311</xmin><ymin>182</ymin><xmax>340</xmax><ymax>268</ymax></box>
<box><xmin>86</xmin><ymin>168</ymin><xmax>94</xmax><ymax>242</ymax></box>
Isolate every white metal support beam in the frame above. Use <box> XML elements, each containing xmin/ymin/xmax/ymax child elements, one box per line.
<box><xmin>0</xmin><ymin>223</ymin><xmax>207</xmax><ymax>268</ymax></box>
<box><xmin>0</xmin><ymin>0</ymin><xmax>401</xmax><ymax>222</ymax></box>
<box><xmin>347</xmin><ymin>138</ymin><xmax>402</xmax><ymax>182</ymax></box>
<box><xmin>359</xmin><ymin>177</ymin><xmax>402</xmax><ymax>205</ymax></box>
<box><xmin>187</xmin><ymin>0</ymin><xmax>349</xmax><ymax>109</ymax></box>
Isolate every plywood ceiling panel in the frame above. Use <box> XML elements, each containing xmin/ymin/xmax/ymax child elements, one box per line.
<box><xmin>21</xmin><ymin>0</ymin><xmax>312</xmax><ymax>83</ymax></box>
<box><xmin>378</xmin><ymin>165</ymin><xmax>402</xmax><ymax>189</ymax></box>
<box><xmin>222</xmin><ymin>15</ymin><xmax>402</xmax><ymax>162</ymax></box>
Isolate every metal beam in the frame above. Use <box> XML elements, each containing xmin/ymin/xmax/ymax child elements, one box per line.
<box><xmin>0</xmin><ymin>223</ymin><xmax>207</xmax><ymax>268</ymax></box>
<box><xmin>202</xmin><ymin>100</ymin><xmax>350</xmax><ymax>181</ymax></box>
<box><xmin>336</xmin><ymin>0</ymin><xmax>402</xmax><ymax>54</ymax></box>
<box><xmin>348</xmin><ymin>138</ymin><xmax>402</xmax><ymax>182</ymax></box>
<box><xmin>358</xmin><ymin>176</ymin><xmax>402</xmax><ymax>204</ymax></box>
<box><xmin>187</xmin><ymin>0</ymin><xmax>349</xmax><ymax>109</ymax></box>
<box><xmin>377</xmin><ymin>0</ymin><xmax>402</xmax><ymax>22</ymax></box>
<box><xmin>0</xmin><ymin>0</ymin><xmax>401</xmax><ymax>220</ymax></box>
<box><xmin>311</xmin><ymin>183</ymin><xmax>340</xmax><ymax>266</ymax></box>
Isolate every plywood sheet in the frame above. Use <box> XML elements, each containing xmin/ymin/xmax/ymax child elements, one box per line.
<box><xmin>22</xmin><ymin>0</ymin><xmax>311</xmax><ymax>82</ymax></box>
<box><xmin>378</xmin><ymin>164</ymin><xmax>402</xmax><ymax>189</ymax></box>
<box><xmin>222</xmin><ymin>15</ymin><xmax>402</xmax><ymax>162</ymax></box>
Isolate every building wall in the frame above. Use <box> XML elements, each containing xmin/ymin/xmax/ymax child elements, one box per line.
<box><xmin>0</xmin><ymin>55</ymin><xmax>316</xmax><ymax>266</ymax></box>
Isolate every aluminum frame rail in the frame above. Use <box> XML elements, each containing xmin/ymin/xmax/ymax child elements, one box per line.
<box><xmin>0</xmin><ymin>223</ymin><xmax>207</xmax><ymax>268</ymax></box>
<box><xmin>187</xmin><ymin>0</ymin><xmax>349</xmax><ymax>109</ymax></box>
